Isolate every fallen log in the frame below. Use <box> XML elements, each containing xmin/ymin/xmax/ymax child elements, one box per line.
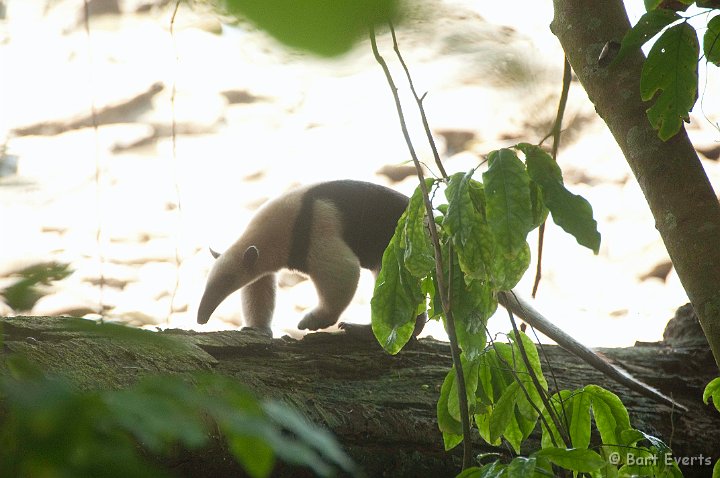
<box><xmin>0</xmin><ymin>316</ymin><xmax>717</xmax><ymax>477</ymax></box>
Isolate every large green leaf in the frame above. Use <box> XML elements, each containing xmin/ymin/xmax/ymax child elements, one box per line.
<box><xmin>223</xmin><ymin>0</ymin><xmax>401</xmax><ymax>57</ymax></box>
<box><xmin>494</xmin><ymin>242</ymin><xmax>531</xmax><ymax>291</ymax></box>
<box><xmin>586</xmin><ymin>385</ymin><xmax>632</xmax><ymax>455</ymax></box>
<box><xmin>402</xmin><ymin>182</ymin><xmax>435</xmax><ymax>278</ymax></box>
<box><xmin>614</xmin><ymin>9</ymin><xmax>681</xmax><ymax>65</ymax></box>
<box><xmin>535</xmin><ymin>447</ymin><xmax>606</xmax><ymax>473</ymax></box>
<box><xmin>641</xmin><ymin>22</ymin><xmax>699</xmax><ymax>140</ymax></box>
<box><xmin>540</xmin><ymin>388</ymin><xmax>598</xmax><ymax>451</ymax></box>
<box><xmin>444</xmin><ymin>172</ymin><xmax>495</xmax><ymax>281</ymax></box>
<box><xmin>445</xmin><ymin>252</ymin><xmax>495</xmax><ymax>361</ymax></box>
<box><xmin>703</xmin><ymin>377</ymin><xmax>720</xmax><ymax>412</ymax></box>
<box><xmin>262</xmin><ymin>400</ymin><xmax>358</xmax><ymax>475</ymax></box>
<box><xmin>520</xmin><ymin>144</ymin><xmax>601</xmax><ymax>254</ymax></box>
<box><xmin>482</xmin><ymin>149</ymin><xmax>533</xmax><ymax>257</ymax></box>
<box><xmin>506</xmin><ymin>456</ymin><xmax>537</xmax><ymax>476</ymax></box>
<box><xmin>371</xmin><ymin>210</ymin><xmax>424</xmax><ymax>354</ymax></box>
<box><xmin>704</xmin><ymin>15</ymin><xmax>720</xmax><ymax>65</ymax></box>
<box><xmin>437</xmin><ymin>367</ymin><xmax>464</xmax><ymax>450</ymax></box>
<box><xmin>529</xmin><ymin>181</ymin><xmax>549</xmax><ymax>229</ymax></box>
<box><xmin>488</xmin><ymin>381</ymin><xmax>519</xmax><ymax>443</ymax></box>
<box><xmin>508</xmin><ymin>331</ymin><xmax>547</xmax><ymax>418</ymax></box>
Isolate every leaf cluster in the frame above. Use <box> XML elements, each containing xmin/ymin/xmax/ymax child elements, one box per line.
<box><xmin>367</xmin><ymin>141</ymin><xmax>690</xmax><ymax>475</ymax></box>
<box><xmin>441</xmin><ymin>343</ymin><xmax>683</xmax><ymax>477</ymax></box>
<box><xmin>0</xmin><ymin>353</ymin><xmax>357</xmax><ymax>478</ymax></box>
<box><xmin>615</xmin><ymin>1</ymin><xmax>720</xmax><ymax>140</ymax></box>
<box><xmin>371</xmin><ymin>144</ymin><xmax>600</xmax><ymax>356</ymax></box>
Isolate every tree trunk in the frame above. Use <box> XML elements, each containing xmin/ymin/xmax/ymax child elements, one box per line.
<box><xmin>551</xmin><ymin>0</ymin><xmax>720</xmax><ymax>370</ymax></box>
<box><xmin>1</xmin><ymin>317</ymin><xmax>717</xmax><ymax>477</ymax></box>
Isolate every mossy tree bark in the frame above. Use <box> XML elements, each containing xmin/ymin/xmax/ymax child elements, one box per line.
<box><xmin>551</xmin><ymin>0</ymin><xmax>720</xmax><ymax>370</ymax></box>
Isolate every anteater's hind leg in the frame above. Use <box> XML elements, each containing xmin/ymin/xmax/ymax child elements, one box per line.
<box><xmin>297</xmin><ymin>238</ymin><xmax>361</xmax><ymax>331</ymax></box>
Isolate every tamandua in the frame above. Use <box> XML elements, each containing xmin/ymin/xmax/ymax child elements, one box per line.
<box><xmin>197</xmin><ymin>179</ymin><xmax>686</xmax><ymax>411</ymax></box>
<box><xmin>197</xmin><ymin>180</ymin><xmax>416</xmax><ymax>334</ymax></box>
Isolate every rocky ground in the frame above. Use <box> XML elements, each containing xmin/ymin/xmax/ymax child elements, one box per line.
<box><xmin>1</xmin><ymin>0</ymin><xmax>720</xmax><ymax>346</ymax></box>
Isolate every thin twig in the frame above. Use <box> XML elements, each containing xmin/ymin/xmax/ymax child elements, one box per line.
<box><xmin>168</xmin><ymin>1</ymin><xmax>183</xmax><ymax>325</ymax></box>
<box><xmin>369</xmin><ymin>26</ymin><xmax>472</xmax><ymax>470</ymax></box>
<box><xmin>83</xmin><ymin>0</ymin><xmax>105</xmax><ymax>317</ymax></box>
<box><xmin>533</xmin><ymin>57</ymin><xmax>572</xmax><ymax>297</ymax></box>
<box><xmin>389</xmin><ymin>24</ymin><xmax>448</xmax><ymax>179</ymax></box>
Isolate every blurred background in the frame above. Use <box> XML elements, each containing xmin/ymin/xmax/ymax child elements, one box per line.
<box><xmin>1</xmin><ymin>0</ymin><xmax>719</xmax><ymax>346</ymax></box>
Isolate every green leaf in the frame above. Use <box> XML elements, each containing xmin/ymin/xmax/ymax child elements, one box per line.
<box><xmin>476</xmin><ymin>353</ymin><xmax>497</xmax><ymax>407</ymax></box>
<box><xmin>444</xmin><ymin>172</ymin><xmax>495</xmax><ymax>281</ymax></box>
<box><xmin>0</xmin><ymin>371</ymin><xmax>169</xmax><ymax>478</ymax></box>
<box><xmin>477</xmin><ymin>334</ymin><xmax>545</xmax><ymax>453</ymax></box>
<box><xmin>263</xmin><ymin>400</ymin><xmax>358</xmax><ymax>475</ymax></box>
<box><xmin>714</xmin><ymin>457</ymin><xmax>720</xmax><ymax>478</ymax></box>
<box><xmin>619</xmin><ymin>428</ymin><xmax>645</xmax><ymax>445</ymax></box>
<box><xmin>704</xmin><ymin>16</ymin><xmax>720</xmax><ymax>65</ymax></box>
<box><xmin>586</xmin><ymin>385</ymin><xmax>632</xmax><ymax>454</ymax></box>
<box><xmin>566</xmin><ymin>390</ymin><xmax>592</xmax><ymax>449</ymax></box>
<box><xmin>508</xmin><ymin>331</ymin><xmax>548</xmax><ymax>418</ymax></box>
<box><xmin>104</xmin><ymin>381</ymin><xmax>208</xmax><ymax>454</ymax></box>
<box><xmin>644</xmin><ymin>0</ymin><xmax>663</xmax><ymax>11</ymax></box>
<box><xmin>456</xmin><ymin>461</ymin><xmax>506</xmax><ymax>478</ymax></box>
<box><xmin>614</xmin><ymin>9</ymin><xmax>681</xmax><ymax>65</ymax></box>
<box><xmin>448</xmin><ymin>357</ymin><xmax>480</xmax><ymax>421</ymax></box>
<box><xmin>482</xmin><ymin>149</ymin><xmax>533</xmax><ymax>257</ymax></box>
<box><xmin>698</xmin><ymin>0</ymin><xmax>720</xmax><ymax>8</ymax></box>
<box><xmin>222</xmin><ymin>0</ymin><xmax>401</xmax><ymax>57</ymax></box>
<box><xmin>371</xmin><ymin>210</ymin><xmax>424</xmax><ymax>354</ymax></box>
<box><xmin>446</xmin><ymin>252</ymin><xmax>495</xmax><ymax>361</ymax></box>
<box><xmin>506</xmin><ymin>456</ymin><xmax>537</xmax><ymax>475</ymax></box>
<box><xmin>535</xmin><ymin>447</ymin><xmax>606</xmax><ymax>473</ymax></box>
<box><xmin>489</xmin><ymin>381</ymin><xmax>519</xmax><ymax>443</ymax></box>
<box><xmin>437</xmin><ymin>368</ymin><xmax>464</xmax><ymax>448</ymax></box>
<box><xmin>402</xmin><ymin>183</ymin><xmax>435</xmax><ymax>278</ymax></box>
<box><xmin>1</xmin><ymin>261</ymin><xmax>73</xmax><ymax>311</ymax></box>
<box><xmin>227</xmin><ymin>435</ymin><xmax>275</xmax><ymax>478</ymax></box>
<box><xmin>529</xmin><ymin>181</ymin><xmax>549</xmax><ymax>229</ymax></box>
<box><xmin>453</xmin><ymin>466</ymin><xmax>485</xmax><ymax>478</ymax></box>
<box><xmin>703</xmin><ymin>376</ymin><xmax>720</xmax><ymax>412</ymax></box>
<box><xmin>496</xmin><ymin>242</ymin><xmax>531</xmax><ymax>291</ymax></box>
<box><xmin>520</xmin><ymin>144</ymin><xmax>601</xmax><ymax>254</ymax></box>
<box><xmin>475</xmin><ymin>342</ymin><xmax>543</xmax><ymax>452</ymax></box>
<box><xmin>422</xmin><ymin>274</ymin><xmax>443</xmax><ymax>319</ymax></box>
<box><xmin>540</xmin><ymin>389</ymin><xmax>592</xmax><ymax>450</ymax></box>
<box><xmin>201</xmin><ymin>375</ymin><xmax>354</xmax><ymax>478</ymax></box>
<box><xmin>641</xmin><ymin>22</ymin><xmax>699</xmax><ymax>140</ymax></box>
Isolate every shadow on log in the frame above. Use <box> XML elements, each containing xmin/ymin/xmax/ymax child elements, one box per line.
<box><xmin>1</xmin><ymin>316</ymin><xmax>718</xmax><ymax>477</ymax></box>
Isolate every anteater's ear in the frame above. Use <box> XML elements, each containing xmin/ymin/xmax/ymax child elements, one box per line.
<box><xmin>209</xmin><ymin>247</ymin><xmax>221</xmax><ymax>259</ymax></box>
<box><xmin>243</xmin><ymin>246</ymin><xmax>259</xmax><ymax>267</ymax></box>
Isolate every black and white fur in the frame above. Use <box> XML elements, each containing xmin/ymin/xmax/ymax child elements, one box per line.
<box><xmin>197</xmin><ymin>179</ymin><xmax>686</xmax><ymax>411</ymax></box>
<box><xmin>197</xmin><ymin>180</ymin><xmax>413</xmax><ymax>334</ymax></box>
